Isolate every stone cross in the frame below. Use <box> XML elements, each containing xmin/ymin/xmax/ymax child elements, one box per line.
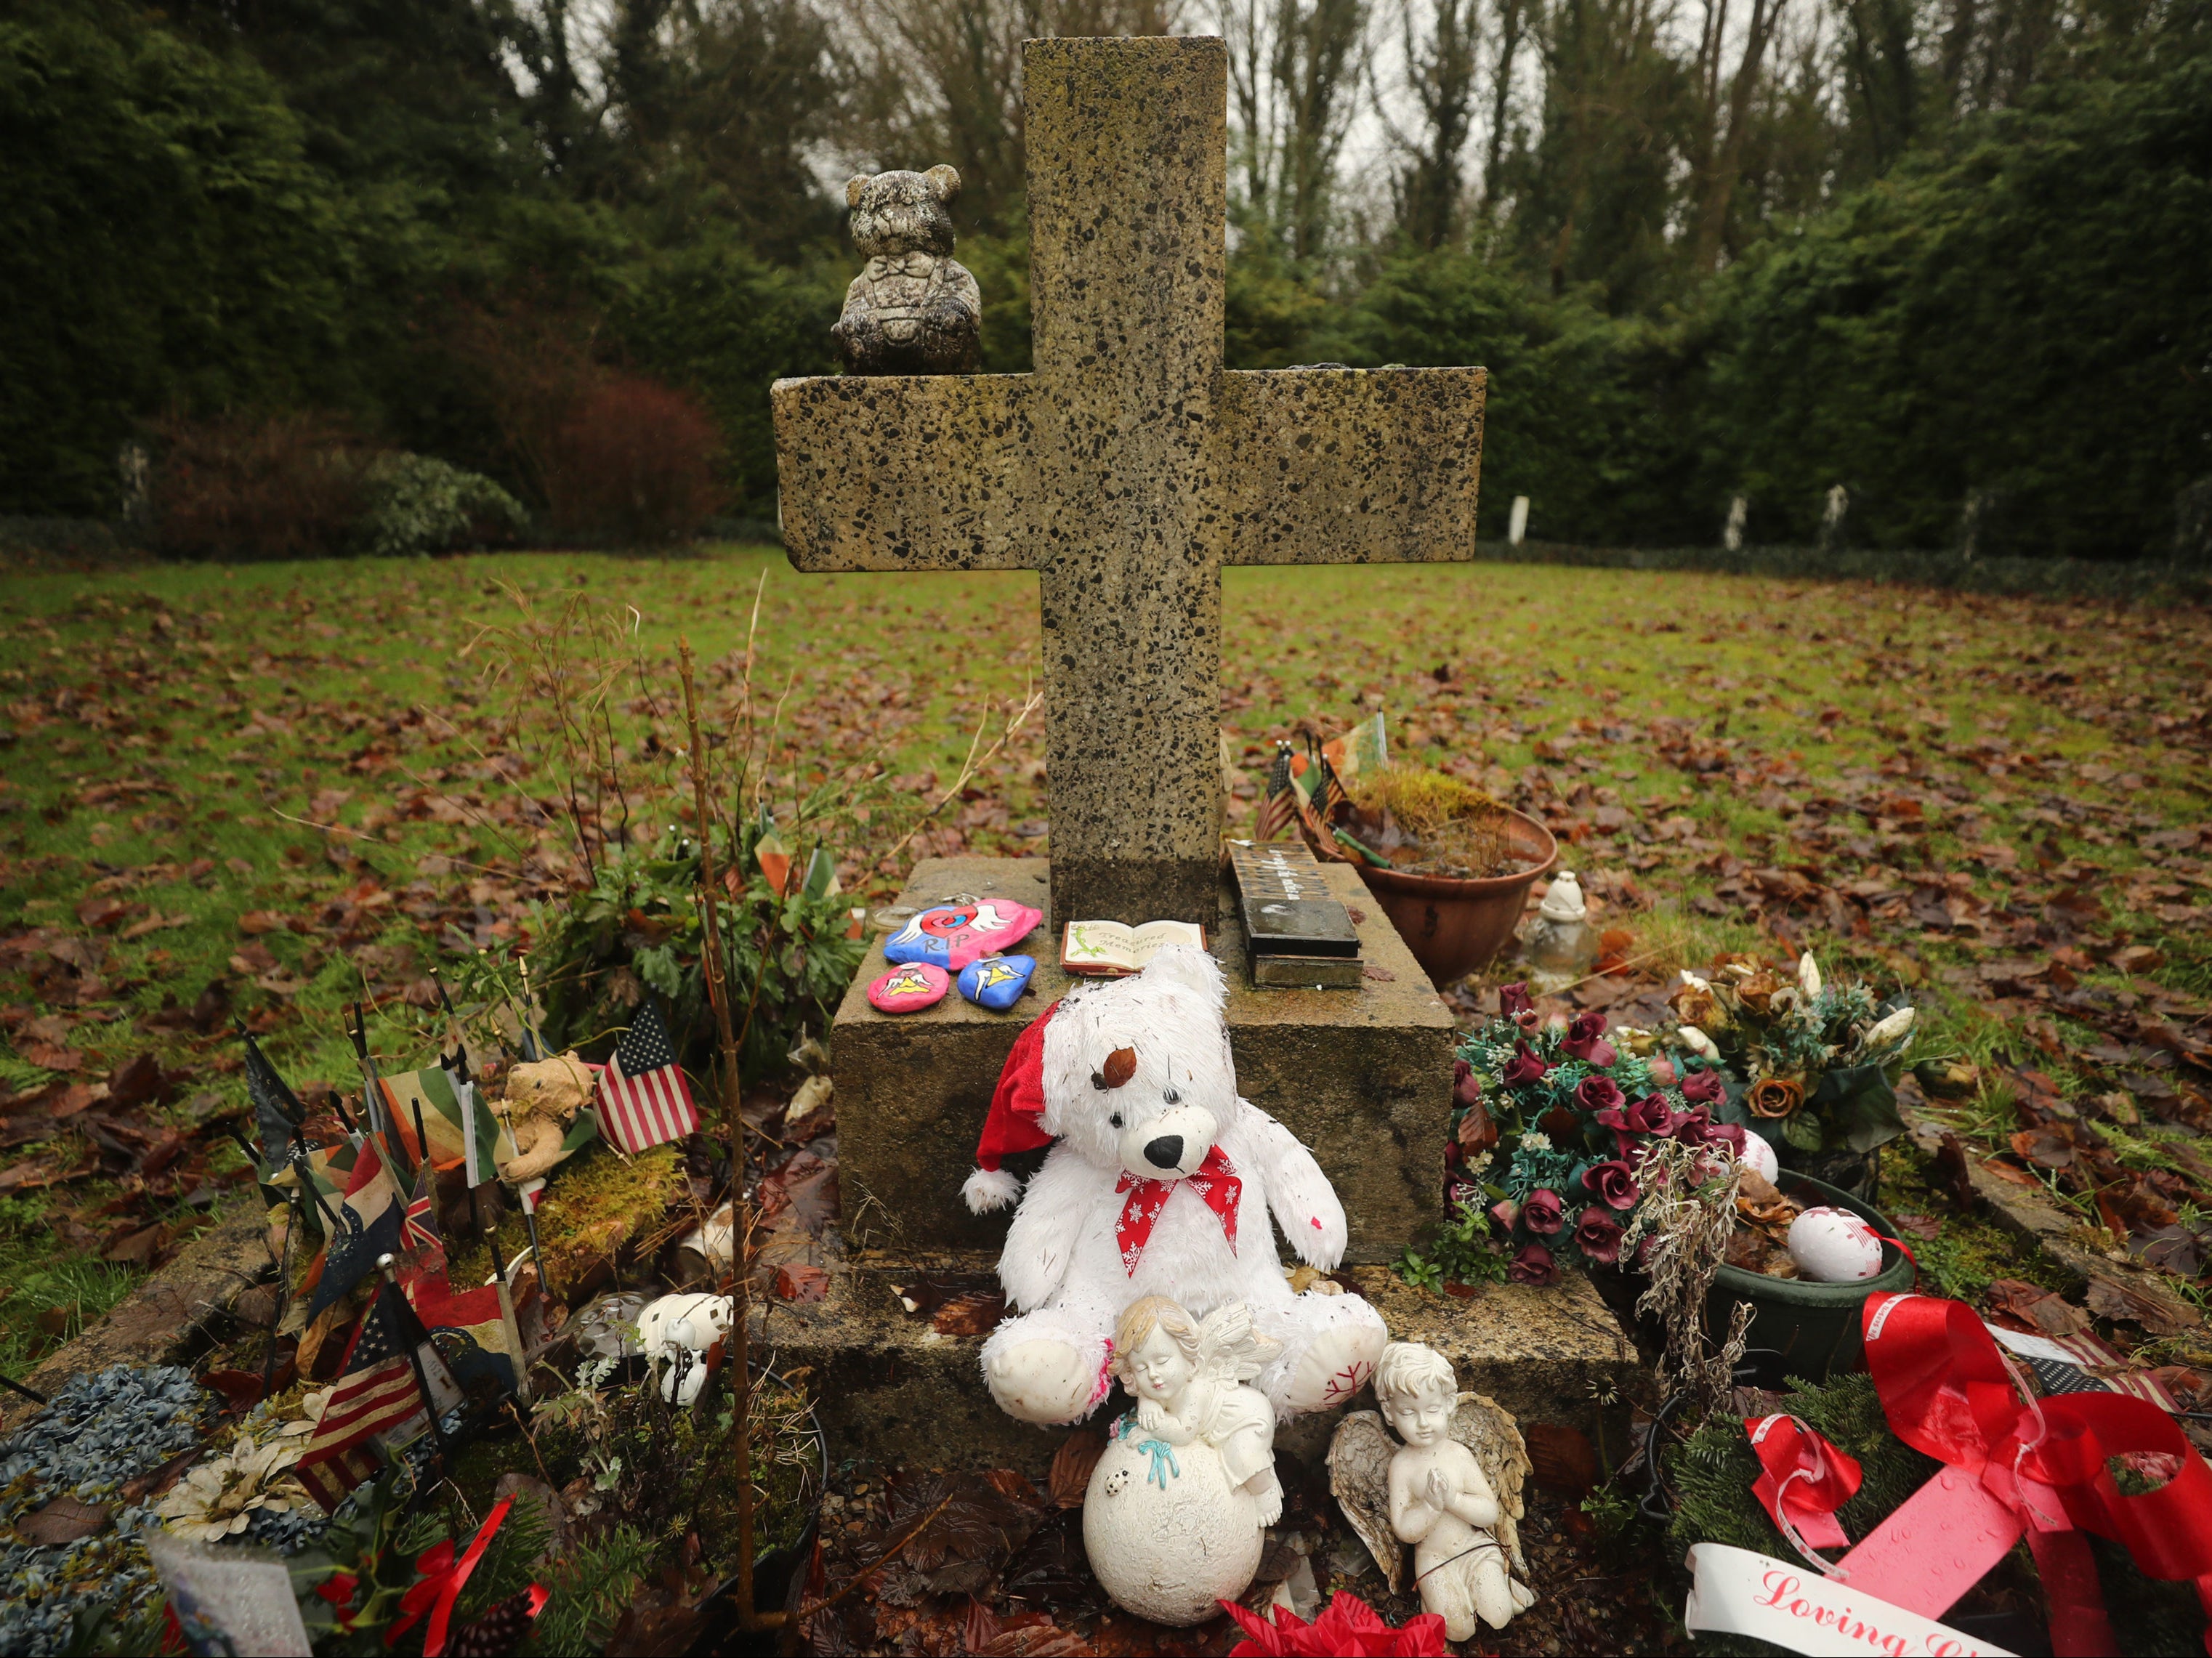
<box><xmin>773</xmin><ymin>35</ymin><xmax>1485</xmax><ymax>928</ymax></box>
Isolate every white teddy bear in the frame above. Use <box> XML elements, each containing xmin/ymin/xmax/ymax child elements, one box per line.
<box><xmin>963</xmin><ymin>946</ymin><xmax>1388</xmax><ymax>1426</ymax></box>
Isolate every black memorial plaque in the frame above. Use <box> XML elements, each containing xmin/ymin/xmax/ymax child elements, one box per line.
<box><xmin>1230</xmin><ymin>841</ymin><xmax>1360</xmax><ymax>958</ymax></box>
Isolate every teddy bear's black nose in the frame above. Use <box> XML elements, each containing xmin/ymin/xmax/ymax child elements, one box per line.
<box><xmin>1144</xmin><ymin>1135</ymin><xmax>1184</xmax><ymax>1170</ymax></box>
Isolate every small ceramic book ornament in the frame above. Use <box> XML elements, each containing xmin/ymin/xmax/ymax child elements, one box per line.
<box><xmin>1329</xmin><ymin>1343</ymin><xmax>1538</xmax><ymax>1640</ymax></box>
<box><xmin>958</xmin><ymin>954</ymin><xmax>1036</xmax><ymax>1011</ymax></box>
<box><xmin>884</xmin><ymin>899</ymin><xmax>1043</xmax><ymax>971</ymax></box>
<box><xmin>1083</xmin><ymin>1297</ymin><xmax>1281</xmax><ymax>1625</ymax></box>
<box><xmin>1059</xmin><ymin>918</ymin><xmax>1206</xmax><ymax>976</ymax></box>
<box><xmin>866</xmin><ymin>962</ymin><xmax>949</xmax><ymax>1013</ymax></box>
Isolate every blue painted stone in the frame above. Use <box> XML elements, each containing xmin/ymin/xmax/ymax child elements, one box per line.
<box><xmin>957</xmin><ymin>953</ymin><xmax>1036</xmax><ymax>1011</ymax></box>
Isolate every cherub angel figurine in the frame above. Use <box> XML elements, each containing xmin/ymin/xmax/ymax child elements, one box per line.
<box><xmin>1328</xmin><ymin>1342</ymin><xmax>1538</xmax><ymax>1639</ymax></box>
<box><xmin>1083</xmin><ymin>1296</ymin><xmax>1283</xmax><ymax>1625</ymax></box>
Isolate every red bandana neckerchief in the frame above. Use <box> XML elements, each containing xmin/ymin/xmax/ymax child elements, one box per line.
<box><xmin>1115</xmin><ymin>1148</ymin><xmax>1240</xmax><ymax>1274</ymax></box>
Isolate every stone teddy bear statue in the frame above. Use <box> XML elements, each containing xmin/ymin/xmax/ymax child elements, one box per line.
<box><xmin>964</xmin><ymin>945</ymin><xmax>1387</xmax><ymax>1426</ymax></box>
<box><xmin>491</xmin><ymin>1051</ymin><xmax>592</xmax><ymax>1185</ymax></box>
<box><xmin>832</xmin><ymin>166</ymin><xmax>982</xmax><ymax>376</ymax></box>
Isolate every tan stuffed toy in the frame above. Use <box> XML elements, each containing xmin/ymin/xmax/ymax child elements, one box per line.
<box><xmin>494</xmin><ymin>1051</ymin><xmax>593</xmax><ymax>1184</ymax></box>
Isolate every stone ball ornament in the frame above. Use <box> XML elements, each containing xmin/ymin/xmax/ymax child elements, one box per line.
<box><xmin>1082</xmin><ymin>1298</ymin><xmax>1281</xmax><ymax>1625</ymax></box>
<box><xmin>1786</xmin><ymin>1205</ymin><xmax>1884</xmax><ymax>1282</ymax></box>
<box><xmin>832</xmin><ymin>166</ymin><xmax>983</xmax><ymax>376</ymax></box>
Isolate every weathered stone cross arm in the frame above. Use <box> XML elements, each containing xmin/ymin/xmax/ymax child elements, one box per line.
<box><xmin>772</xmin><ymin>369</ymin><xmax>1483</xmax><ymax>573</ymax></box>
<box><xmin>772</xmin><ymin>36</ymin><xmax>1485</xmax><ymax>929</ymax></box>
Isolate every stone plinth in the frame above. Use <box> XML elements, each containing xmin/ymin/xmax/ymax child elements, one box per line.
<box><xmin>754</xmin><ymin>1247</ymin><xmax>1637</xmax><ymax>1478</ymax></box>
<box><xmin>830</xmin><ymin>855</ymin><xmax>1453</xmax><ymax>1264</ymax></box>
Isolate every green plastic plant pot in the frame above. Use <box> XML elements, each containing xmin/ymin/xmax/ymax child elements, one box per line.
<box><xmin>1707</xmin><ymin>1172</ymin><xmax>1916</xmax><ymax>1382</ymax></box>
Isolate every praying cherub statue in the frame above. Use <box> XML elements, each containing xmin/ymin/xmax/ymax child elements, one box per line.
<box><xmin>1082</xmin><ymin>1296</ymin><xmax>1283</xmax><ymax>1625</ymax></box>
<box><xmin>1328</xmin><ymin>1341</ymin><xmax>1538</xmax><ymax>1639</ymax></box>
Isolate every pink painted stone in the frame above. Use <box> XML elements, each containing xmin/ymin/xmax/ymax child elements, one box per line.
<box><xmin>866</xmin><ymin>961</ymin><xmax>950</xmax><ymax>1013</ymax></box>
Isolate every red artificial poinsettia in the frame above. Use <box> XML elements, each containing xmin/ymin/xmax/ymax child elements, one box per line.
<box><xmin>1221</xmin><ymin>1591</ymin><xmax>1450</xmax><ymax>1657</ymax></box>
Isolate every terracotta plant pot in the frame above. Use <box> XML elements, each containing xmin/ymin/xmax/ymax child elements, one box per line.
<box><xmin>1353</xmin><ymin>808</ymin><xmax>1558</xmax><ymax>989</ymax></box>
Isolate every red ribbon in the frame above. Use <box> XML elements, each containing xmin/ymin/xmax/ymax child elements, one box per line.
<box><xmin>388</xmin><ymin>1497</ymin><xmax>514</xmax><ymax>1657</ymax></box>
<box><xmin>1745</xmin><ymin>1414</ymin><xmax>1862</xmax><ymax>1561</ymax></box>
<box><xmin>1852</xmin><ymin>1291</ymin><xmax>2212</xmax><ymax>1657</ymax></box>
<box><xmin>1115</xmin><ymin>1147</ymin><xmax>1240</xmax><ymax>1274</ymax></box>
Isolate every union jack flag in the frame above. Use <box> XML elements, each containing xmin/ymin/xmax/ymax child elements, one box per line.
<box><xmin>596</xmin><ymin>999</ymin><xmax>699</xmax><ymax>1154</ymax></box>
<box><xmin>400</xmin><ymin>1153</ymin><xmax>444</xmax><ymax>1282</ymax></box>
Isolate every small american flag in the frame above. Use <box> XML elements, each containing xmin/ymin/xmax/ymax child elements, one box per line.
<box><xmin>597</xmin><ymin>999</ymin><xmax>698</xmax><ymax>1154</ymax></box>
<box><xmin>294</xmin><ymin>1290</ymin><xmax>419</xmax><ymax>1511</ymax></box>
<box><xmin>1254</xmin><ymin>740</ymin><xmax>1296</xmax><ymax>841</ymax></box>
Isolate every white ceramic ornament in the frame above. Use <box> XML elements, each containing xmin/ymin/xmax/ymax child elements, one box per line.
<box><xmin>1328</xmin><ymin>1343</ymin><xmax>1537</xmax><ymax>1641</ymax></box>
<box><xmin>637</xmin><ymin>1291</ymin><xmax>735</xmax><ymax>1405</ymax></box>
<box><xmin>1083</xmin><ymin>1298</ymin><xmax>1283</xmax><ymax>1626</ymax></box>
<box><xmin>1787</xmin><ymin>1207</ymin><xmax>1884</xmax><ymax>1282</ymax></box>
<box><xmin>1737</xmin><ymin>1128</ymin><xmax>1779</xmax><ymax>1184</ymax></box>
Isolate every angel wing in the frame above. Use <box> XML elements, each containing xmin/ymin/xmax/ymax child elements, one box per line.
<box><xmin>1195</xmin><ymin>1301</ymin><xmax>1283</xmax><ymax>1386</ymax></box>
<box><xmin>1450</xmin><ymin>1391</ymin><xmax>1533</xmax><ymax>1574</ymax></box>
<box><xmin>1327</xmin><ymin>1410</ymin><xmax>1405</xmax><ymax>1595</ymax></box>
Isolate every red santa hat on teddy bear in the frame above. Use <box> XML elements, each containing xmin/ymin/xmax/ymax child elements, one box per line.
<box><xmin>962</xmin><ymin>1000</ymin><xmax>1061</xmax><ymax>1213</ymax></box>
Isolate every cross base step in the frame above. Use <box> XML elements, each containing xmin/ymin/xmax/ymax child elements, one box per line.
<box><xmin>747</xmin><ymin>1245</ymin><xmax>1641</xmax><ymax>1479</ymax></box>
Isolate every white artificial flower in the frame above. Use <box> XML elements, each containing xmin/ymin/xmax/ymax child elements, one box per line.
<box><xmin>1798</xmin><ymin>952</ymin><xmax>1823</xmax><ymax>998</ymax></box>
<box><xmin>1862</xmin><ymin>1006</ymin><xmax>1916</xmax><ymax>1052</ymax></box>
<box><xmin>1677</xmin><ymin>1025</ymin><xmax>1721</xmax><ymax>1061</ymax></box>
<box><xmin>1679</xmin><ymin>970</ymin><xmax>1711</xmax><ymax>992</ymax></box>
<box><xmin>1519</xmin><ymin>1131</ymin><xmax>1554</xmax><ymax>1154</ymax></box>
<box><xmin>156</xmin><ymin>1433</ymin><xmax>309</xmax><ymax>1542</ymax></box>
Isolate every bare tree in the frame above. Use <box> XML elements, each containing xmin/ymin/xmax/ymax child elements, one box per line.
<box><xmin>1272</xmin><ymin>0</ymin><xmax>1373</xmax><ymax>258</ymax></box>
<box><xmin>1686</xmin><ymin>0</ymin><xmax>1789</xmax><ymax>270</ymax></box>
<box><xmin>1477</xmin><ymin>0</ymin><xmax>1529</xmax><ymax>219</ymax></box>
<box><xmin>1386</xmin><ymin>0</ymin><xmax>1482</xmax><ymax>246</ymax></box>
<box><xmin>836</xmin><ymin>0</ymin><xmax>1184</xmax><ymax>233</ymax></box>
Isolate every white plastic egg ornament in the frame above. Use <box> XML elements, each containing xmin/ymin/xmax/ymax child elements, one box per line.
<box><xmin>1787</xmin><ymin>1207</ymin><xmax>1884</xmax><ymax>1282</ymax></box>
<box><xmin>1737</xmin><ymin>1128</ymin><xmax>1779</xmax><ymax>1184</ymax></box>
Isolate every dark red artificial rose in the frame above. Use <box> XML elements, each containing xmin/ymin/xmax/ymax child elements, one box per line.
<box><xmin>1678</xmin><ymin>1068</ymin><xmax>1725</xmax><ymax>1104</ymax></box>
<box><xmin>1453</xmin><ymin>1064</ymin><xmax>1484</xmax><ymax>1110</ymax></box>
<box><xmin>1488</xmin><ymin>1197</ymin><xmax>1520</xmax><ymax>1234</ymax></box>
<box><xmin>1583</xmin><ymin>1157</ymin><xmax>1641</xmax><ymax>1210</ymax></box>
<box><xmin>1562</xmin><ymin>1013</ymin><xmax>1616</xmax><ymax>1067</ymax></box>
<box><xmin>1703</xmin><ymin>1120</ymin><xmax>1748</xmax><ymax>1157</ymax></box>
<box><xmin>1501</xmin><ymin>1043</ymin><xmax>1549</xmax><ymax>1086</ymax></box>
<box><xmin>1498</xmin><ymin>983</ymin><xmax>1533</xmax><ymax>1019</ymax></box>
<box><xmin>1509</xmin><ymin>1242</ymin><xmax>1559</xmax><ymax>1286</ymax></box>
<box><xmin>1574</xmin><ymin>1208</ymin><xmax>1626</xmax><ymax>1264</ymax></box>
<box><xmin>1575</xmin><ymin>1075</ymin><xmax>1626</xmax><ymax>1116</ymax></box>
<box><xmin>1522</xmin><ymin>1188</ymin><xmax>1565</xmax><ymax>1234</ymax></box>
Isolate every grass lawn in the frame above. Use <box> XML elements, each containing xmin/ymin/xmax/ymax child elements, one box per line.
<box><xmin>3</xmin><ymin>545</ymin><xmax>2210</xmax><ymax>1375</ymax></box>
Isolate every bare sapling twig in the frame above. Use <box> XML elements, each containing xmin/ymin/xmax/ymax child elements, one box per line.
<box><xmin>879</xmin><ymin>683</ymin><xmax>1044</xmax><ymax>869</ymax></box>
<box><xmin>677</xmin><ymin>636</ymin><xmax>778</xmax><ymax>1632</ymax></box>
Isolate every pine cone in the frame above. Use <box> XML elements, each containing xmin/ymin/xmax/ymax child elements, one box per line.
<box><xmin>445</xmin><ymin>1588</ymin><xmax>546</xmax><ymax>1658</ymax></box>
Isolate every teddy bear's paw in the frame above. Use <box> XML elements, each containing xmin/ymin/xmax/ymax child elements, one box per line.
<box><xmin>963</xmin><ymin>1165</ymin><xmax>1023</xmax><ymax>1213</ymax></box>
<box><xmin>985</xmin><ymin>1339</ymin><xmax>1096</xmax><ymax>1423</ymax></box>
<box><xmin>1281</xmin><ymin>1319</ymin><xmax>1387</xmax><ymax>1415</ymax></box>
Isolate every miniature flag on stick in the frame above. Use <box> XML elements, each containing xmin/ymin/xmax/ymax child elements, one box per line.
<box><xmin>597</xmin><ymin>998</ymin><xmax>698</xmax><ymax>1154</ymax></box>
<box><xmin>306</xmin><ymin>1141</ymin><xmax>405</xmax><ymax>1322</ymax></box>
<box><xmin>241</xmin><ymin>1028</ymin><xmax>306</xmax><ymax>1173</ymax></box>
<box><xmin>1254</xmin><ymin>740</ymin><xmax>1296</xmax><ymax>842</ymax></box>
<box><xmin>295</xmin><ymin>1285</ymin><xmax>452</xmax><ymax>1511</ymax></box>
<box><xmin>378</xmin><ymin>1065</ymin><xmax>499</xmax><ymax>1181</ymax></box>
